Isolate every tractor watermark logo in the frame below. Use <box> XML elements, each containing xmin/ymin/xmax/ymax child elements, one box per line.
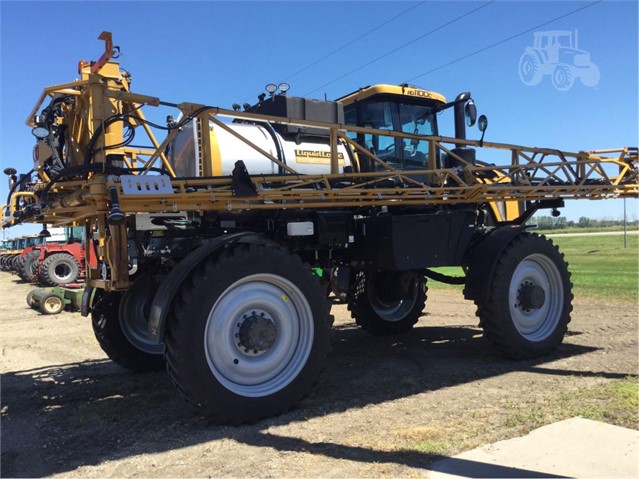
<box><xmin>519</xmin><ymin>30</ymin><xmax>600</xmax><ymax>91</ymax></box>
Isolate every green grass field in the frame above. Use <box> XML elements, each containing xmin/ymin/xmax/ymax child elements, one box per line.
<box><xmin>551</xmin><ymin>234</ymin><xmax>638</xmax><ymax>302</ymax></box>
<box><xmin>536</xmin><ymin>226</ymin><xmax>639</xmax><ymax>235</ymax></box>
<box><xmin>430</xmin><ymin>234</ymin><xmax>638</xmax><ymax>302</ymax></box>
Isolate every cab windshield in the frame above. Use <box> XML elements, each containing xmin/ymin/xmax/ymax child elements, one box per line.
<box><xmin>344</xmin><ymin>99</ymin><xmax>439</xmax><ymax>171</ymax></box>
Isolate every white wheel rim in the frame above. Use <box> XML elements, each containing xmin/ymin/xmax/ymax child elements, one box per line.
<box><xmin>367</xmin><ymin>276</ymin><xmax>419</xmax><ymax>322</ymax></box>
<box><xmin>54</xmin><ymin>262</ymin><xmax>73</xmax><ymax>281</ymax></box>
<box><xmin>204</xmin><ymin>273</ymin><xmax>314</xmax><ymax>397</ymax></box>
<box><xmin>120</xmin><ymin>282</ymin><xmax>164</xmax><ymax>355</ymax></box>
<box><xmin>509</xmin><ymin>253</ymin><xmax>563</xmax><ymax>341</ymax></box>
<box><xmin>120</xmin><ymin>308</ymin><xmax>164</xmax><ymax>354</ymax></box>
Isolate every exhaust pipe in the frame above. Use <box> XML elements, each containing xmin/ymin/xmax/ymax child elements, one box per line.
<box><xmin>453</xmin><ymin>92</ymin><xmax>471</xmax><ymax>142</ymax></box>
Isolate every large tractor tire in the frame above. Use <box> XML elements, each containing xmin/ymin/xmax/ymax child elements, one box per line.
<box><xmin>164</xmin><ymin>242</ymin><xmax>332</xmax><ymax>425</ymax></box>
<box><xmin>518</xmin><ymin>52</ymin><xmax>543</xmax><ymax>86</ymax></box>
<box><xmin>348</xmin><ymin>271</ymin><xmax>427</xmax><ymax>335</ymax></box>
<box><xmin>18</xmin><ymin>251</ymin><xmax>40</xmax><ymax>282</ymax></box>
<box><xmin>474</xmin><ymin>233</ymin><xmax>572</xmax><ymax>359</ymax></box>
<box><xmin>40</xmin><ymin>253</ymin><xmax>80</xmax><ymax>285</ymax></box>
<box><xmin>91</xmin><ymin>285</ymin><xmax>165</xmax><ymax>372</ymax></box>
<box><xmin>12</xmin><ymin>255</ymin><xmax>25</xmax><ymax>275</ymax></box>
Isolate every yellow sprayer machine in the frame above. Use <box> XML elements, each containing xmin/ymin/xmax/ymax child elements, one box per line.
<box><xmin>2</xmin><ymin>33</ymin><xmax>637</xmax><ymax>424</ymax></box>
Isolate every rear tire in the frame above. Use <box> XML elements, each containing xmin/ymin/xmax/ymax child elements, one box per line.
<box><xmin>165</xmin><ymin>242</ymin><xmax>332</xmax><ymax>424</ymax></box>
<box><xmin>91</xmin><ymin>290</ymin><xmax>165</xmax><ymax>372</ymax></box>
<box><xmin>474</xmin><ymin>233</ymin><xmax>572</xmax><ymax>359</ymax></box>
<box><xmin>40</xmin><ymin>253</ymin><xmax>80</xmax><ymax>285</ymax></box>
<box><xmin>348</xmin><ymin>271</ymin><xmax>427</xmax><ymax>335</ymax></box>
<box><xmin>519</xmin><ymin>52</ymin><xmax>543</xmax><ymax>86</ymax></box>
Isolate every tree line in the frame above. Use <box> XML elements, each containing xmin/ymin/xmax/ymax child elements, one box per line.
<box><xmin>532</xmin><ymin>216</ymin><xmax>639</xmax><ymax>230</ymax></box>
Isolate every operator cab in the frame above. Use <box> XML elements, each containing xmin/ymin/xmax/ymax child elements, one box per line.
<box><xmin>337</xmin><ymin>84</ymin><xmax>446</xmax><ymax>172</ymax></box>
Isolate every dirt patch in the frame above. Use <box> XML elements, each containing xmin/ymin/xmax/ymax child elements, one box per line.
<box><xmin>1</xmin><ymin>272</ymin><xmax>637</xmax><ymax>477</ymax></box>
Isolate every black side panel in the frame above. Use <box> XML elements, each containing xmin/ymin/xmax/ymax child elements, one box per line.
<box><xmin>313</xmin><ymin>211</ymin><xmax>353</xmax><ymax>245</ymax></box>
<box><xmin>353</xmin><ymin>211</ymin><xmax>477</xmax><ymax>270</ymax></box>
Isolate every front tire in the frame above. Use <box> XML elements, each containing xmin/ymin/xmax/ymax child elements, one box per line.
<box><xmin>475</xmin><ymin>233</ymin><xmax>572</xmax><ymax>359</ymax></box>
<box><xmin>165</xmin><ymin>242</ymin><xmax>332</xmax><ymax>424</ymax></box>
<box><xmin>91</xmin><ymin>289</ymin><xmax>165</xmax><ymax>372</ymax></box>
<box><xmin>552</xmin><ymin>64</ymin><xmax>574</xmax><ymax>91</ymax></box>
<box><xmin>348</xmin><ymin>271</ymin><xmax>427</xmax><ymax>335</ymax></box>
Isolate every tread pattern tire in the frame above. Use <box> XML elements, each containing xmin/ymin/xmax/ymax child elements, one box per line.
<box><xmin>13</xmin><ymin>255</ymin><xmax>26</xmax><ymax>276</ymax></box>
<box><xmin>348</xmin><ymin>271</ymin><xmax>427</xmax><ymax>335</ymax></box>
<box><xmin>40</xmin><ymin>253</ymin><xmax>80</xmax><ymax>286</ymax></box>
<box><xmin>552</xmin><ymin>64</ymin><xmax>574</xmax><ymax>91</ymax></box>
<box><xmin>91</xmin><ymin>291</ymin><xmax>165</xmax><ymax>372</ymax></box>
<box><xmin>18</xmin><ymin>251</ymin><xmax>40</xmax><ymax>282</ymax></box>
<box><xmin>164</xmin><ymin>242</ymin><xmax>332</xmax><ymax>425</ymax></box>
<box><xmin>474</xmin><ymin>233</ymin><xmax>573</xmax><ymax>359</ymax></box>
<box><xmin>518</xmin><ymin>52</ymin><xmax>543</xmax><ymax>86</ymax></box>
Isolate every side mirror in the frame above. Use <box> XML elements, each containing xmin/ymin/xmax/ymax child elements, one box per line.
<box><xmin>464</xmin><ymin>100</ymin><xmax>477</xmax><ymax>127</ymax></box>
<box><xmin>477</xmin><ymin>114</ymin><xmax>488</xmax><ymax>147</ymax></box>
<box><xmin>478</xmin><ymin>114</ymin><xmax>488</xmax><ymax>132</ymax></box>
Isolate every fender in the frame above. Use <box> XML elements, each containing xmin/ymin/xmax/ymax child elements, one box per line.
<box><xmin>463</xmin><ymin>225</ymin><xmax>527</xmax><ymax>303</ymax></box>
<box><xmin>146</xmin><ymin>232</ymin><xmax>261</xmax><ymax>343</ymax></box>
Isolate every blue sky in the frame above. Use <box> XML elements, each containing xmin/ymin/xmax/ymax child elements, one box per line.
<box><xmin>1</xmin><ymin>0</ymin><xmax>637</xmax><ymax>237</ymax></box>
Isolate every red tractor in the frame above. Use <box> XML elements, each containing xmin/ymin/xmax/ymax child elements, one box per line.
<box><xmin>18</xmin><ymin>227</ymin><xmax>85</xmax><ymax>285</ymax></box>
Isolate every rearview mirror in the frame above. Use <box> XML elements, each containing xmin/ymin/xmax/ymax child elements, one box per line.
<box><xmin>478</xmin><ymin>114</ymin><xmax>488</xmax><ymax>132</ymax></box>
<box><xmin>464</xmin><ymin>100</ymin><xmax>477</xmax><ymax>127</ymax></box>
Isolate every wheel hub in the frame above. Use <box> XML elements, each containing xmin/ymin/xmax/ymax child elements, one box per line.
<box><xmin>237</xmin><ymin>311</ymin><xmax>277</xmax><ymax>354</ymax></box>
<box><xmin>518</xmin><ymin>282</ymin><xmax>546</xmax><ymax>311</ymax></box>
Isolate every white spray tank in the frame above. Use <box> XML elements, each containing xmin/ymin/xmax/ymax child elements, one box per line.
<box><xmin>169</xmin><ymin>95</ymin><xmax>352</xmax><ymax>177</ymax></box>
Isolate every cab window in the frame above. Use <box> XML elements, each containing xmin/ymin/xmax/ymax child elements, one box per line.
<box><xmin>361</xmin><ymin>101</ymin><xmax>399</xmax><ymax>167</ymax></box>
<box><xmin>343</xmin><ymin>97</ymin><xmax>439</xmax><ymax>172</ymax></box>
<box><xmin>344</xmin><ymin>105</ymin><xmax>358</xmax><ymax>142</ymax></box>
<box><xmin>398</xmin><ymin>103</ymin><xmax>437</xmax><ymax>169</ymax></box>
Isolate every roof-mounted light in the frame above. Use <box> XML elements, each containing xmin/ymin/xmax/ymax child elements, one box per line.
<box><xmin>278</xmin><ymin>83</ymin><xmax>290</xmax><ymax>94</ymax></box>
